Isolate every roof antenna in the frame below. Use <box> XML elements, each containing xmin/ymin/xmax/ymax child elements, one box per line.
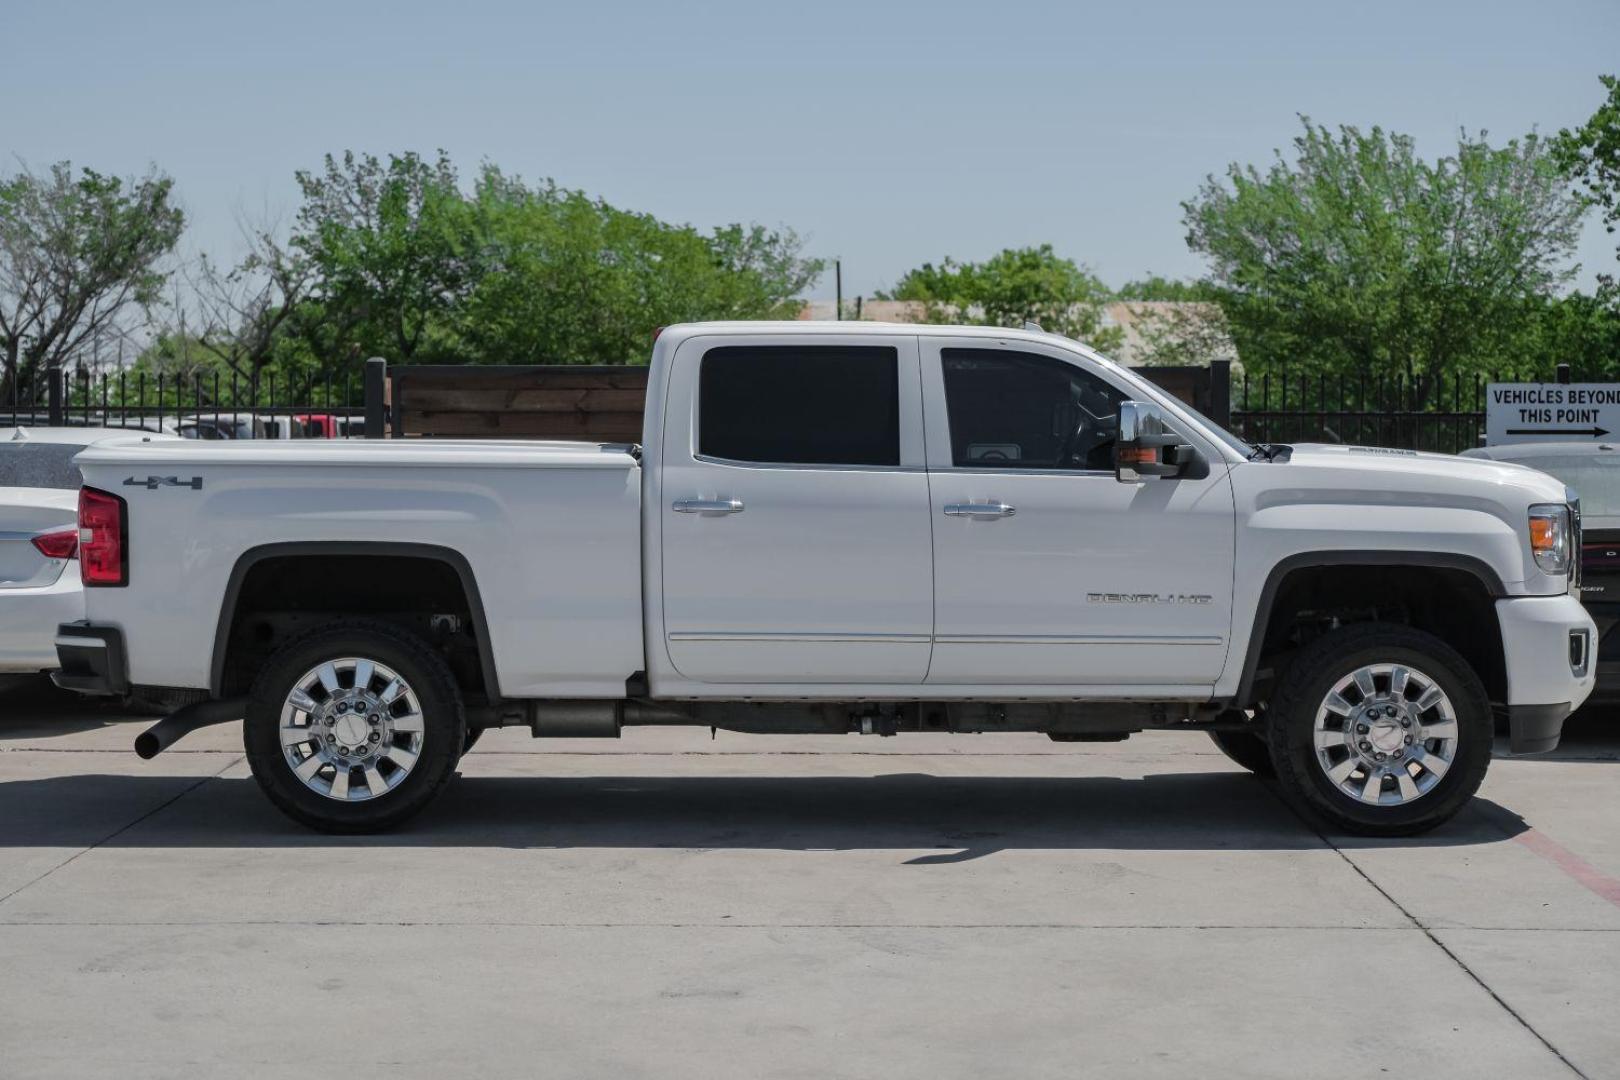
<box><xmin>1023</xmin><ymin>320</ymin><xmax>1044</xmax><ymax>333</ymax></box>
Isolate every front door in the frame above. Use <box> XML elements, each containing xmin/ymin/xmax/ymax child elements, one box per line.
<box><xmin>920</xmin><ymin>337</ymin><xmax>1237</xmax><ymax>688</ymax></box>
<box><xmin>659</xmin><ymin>334</ymin><xmax>934</xmax><ymax>684</ymax></box>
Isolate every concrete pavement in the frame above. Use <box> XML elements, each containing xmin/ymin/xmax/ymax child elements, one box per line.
<box><xmin>2</xmin><ymin>681</ymin><xmax>1618</xmax><ymax>1079</ymax></box>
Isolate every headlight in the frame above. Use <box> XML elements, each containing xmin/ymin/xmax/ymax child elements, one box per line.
<box><xmin>1529</xmin><ymin>504</ymin><xmax>1571</xmax><ymax>576</ymax></box>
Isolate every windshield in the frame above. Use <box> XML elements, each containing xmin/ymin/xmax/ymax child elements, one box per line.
<box><xmin>0</xmin><ymin>443</ymin><xmax>86</xmax><ymax>490</ymax></box>
<box><xmin>1518</xmin><ymin>457</ymin><xmax>1620</xmax><ymax>518</ymax></box>
<box><xmin>1091</xmin><ymin>351</ymin><xmax>1257</xmax><ymax>459</ymax></box>
<box><xmin>1164</xmin><ymin>397</ymin><xmax>1257</xmax><ymax>459</ymax></box>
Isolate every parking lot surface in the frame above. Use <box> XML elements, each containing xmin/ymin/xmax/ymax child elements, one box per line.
<box><xmin>2</xmin><ymin>681</ymin><xmax>1619</xmax><ymax>1079</ymax></box>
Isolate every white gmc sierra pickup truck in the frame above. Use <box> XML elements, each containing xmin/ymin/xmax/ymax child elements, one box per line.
<box><xmin>53</xmin><ymin>322</ymin><xmax>1596</xmax><ymax>835</ymax></box>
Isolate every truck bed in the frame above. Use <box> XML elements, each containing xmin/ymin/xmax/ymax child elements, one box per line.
<box><xmin>73</xmin><ymin>438</ymin><xmax>645</xmax><ymax>698</ymax></box>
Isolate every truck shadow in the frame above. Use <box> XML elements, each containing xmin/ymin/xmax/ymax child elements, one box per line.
<box><xmin>0</xmin><ymin>770</ymin><xmax>1529</xmax><ymax>858</ymax></box>
<box><xmin>0</xmin><ymin>675</ymin><xmax>147</xmax><ymax>739</ymax></box>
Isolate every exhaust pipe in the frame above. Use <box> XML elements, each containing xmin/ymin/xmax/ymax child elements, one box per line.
<box><xmin>134</xmin><ymin>697</ymin><xmax>249</xmax><ymax>759</ymax></box>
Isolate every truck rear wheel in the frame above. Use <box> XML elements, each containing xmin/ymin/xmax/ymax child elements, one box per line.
<box><xmin>1266</xmin><ymin>622</ymin><xmax>1492</xmax><ymax>836</ymax></box>
<box><xmin>243</xmin><ymin>620</ymin><xmax>465</xmax><ymax>833</ymax></box>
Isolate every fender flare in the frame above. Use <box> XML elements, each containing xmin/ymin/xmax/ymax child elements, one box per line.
<box><xmin>1234</xmin><ymin>550</ymin><xmax>1507</xmax><ymax>705</ymax></box>
<box><xmin>209</xmin><ymin>541</ymin><xmax>501</xmax><ymax>699</ymax></box>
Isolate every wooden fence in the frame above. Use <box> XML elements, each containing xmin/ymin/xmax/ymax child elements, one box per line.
<box><xmin>379</xmin><ymin>361</ymin><xmax>1227</xmax><ymax>443</ymax></box>
<box><xmin>385</xmin><ymin>364</ymin><xmax>647</xmax><ymax>441</ymax></box>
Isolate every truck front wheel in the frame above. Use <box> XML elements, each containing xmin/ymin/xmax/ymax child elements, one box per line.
<box><xmin>1266</xmin><ymin>622</ymin><xmax>1492</xmax><ymax>836</ymax></box>
<box><xmin>243</xmin><ymin>620</ymin><xmax>466</xmax><ymax>833</ymax></box>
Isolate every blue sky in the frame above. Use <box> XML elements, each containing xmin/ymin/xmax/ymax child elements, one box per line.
<box><xmin>4</xmin><ymin>0</ymin><xmax>1617</xmax><ymax>299</ymax></box>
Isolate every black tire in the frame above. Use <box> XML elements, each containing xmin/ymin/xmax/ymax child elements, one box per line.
<box><xmin>243</xmin><ymin>620</ymin><xmax>465</xmax><ymax>833</ymax></box>
<box><xmin>462</xmin><ymin>727</ymin><xmax>484</xmax><ymax>755</ymax></box>
<box><xmin>1209</xmin><ymin>727</ymin><xmax>1276</xmax><ymax>777</ymax></box>
<box><xmin>1267</xmin><ymin>622</ymin><xmax>1492</xmax><ymax>836</ymax></box>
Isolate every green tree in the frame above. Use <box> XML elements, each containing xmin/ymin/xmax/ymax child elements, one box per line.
<box><xmin>190</xmin><ymin>224</ymin><xmax>316</xmax><ymax>383</ymax></box>
<box><xmin>1555</xmin><ymin>74</ymin><xmax>1620</xmax><ymax>292</ymax></box>
<box><xmin>116</xmin><ymin>331</ymin><xmax>223</xmax><ymax>407</ymax></box>
<box><xmin>292</xmin><ymin>151</ymin><xmax>476</xmax><ymax>363</ymax></box>
<box><xmin>454</xmin><ymin>168</ymin><xmax>821</xmax><ymax>364</ymax></box>
<box><xmin>287</xmin><ymin>154</ymin><xmax>822</xmax><ymax>368</ymax></box>
<box><xmin>1114</xmin><ymin>275</ymin><xmax>1215</xmax><ymax>302</ymax></box>
<box><xmin>1184</xmin><ymin>119</ymin><xmax>1587</xmax><ymax>399</ymax></box>
<box><xmin>879</xmin><ymin>245</ymin><xmax>1124</xmax><ymax>352</ymax></box>
<box><xmin>1516</xmin><ymin>292</ymin><xmax>1620</xmax><ymax>379</ymax></box>
<box><xmin>1127</xmin><ymin>303</ymin><xmax>1238</xmax><ymax>368</ymax></box>
<box><xmin>0</xmin><ymin>162</ymin><xmax>184</xmax><ymax>400</ymax></box>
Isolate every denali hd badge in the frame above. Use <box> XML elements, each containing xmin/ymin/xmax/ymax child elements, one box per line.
<box><xmin>124</xmin><ymin>475</ymin><xmax>203</xmax><ymax>490</ymax></box>
<box><xmin>1088</xmin><ymin>592</ymin><xmax>1212</xmax><ymax>605</ymax></box>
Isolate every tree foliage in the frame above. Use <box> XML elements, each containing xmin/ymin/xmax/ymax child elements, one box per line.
<box><xmin>1126</xmin><ymin>302</ymin><xmax>1238</xmax><ymax>368</ymax></box>
<box><xmin>1114</xmin><ymin>275</ymin><xmax>1216</xmax><ymax>302</ymax></box>
<box><xmin>0</xmin><ymin>163</ymin><xmax>184</xmax><ymax>399</ymax></box>
<box><xmin>1556</xmin><ymin>74</ymin><xmax>1620</xmax><ymax>292</ymax></box>
<box><xmin>880</xmin><ymin>245</ymin><xmax>1124</xmax><ymax>352</ymax></box>
<box><xmin>1184</xmin><ymin>120</ymin><xmax>1588</xmax><ymax>395</ymax></box>
<box><xmin>286</xmin><ymin>152</ymin><xmax>823</xmax><ymax>367</ymax></box>
<box><xmin>292</xmin><ymin>151</ymin><xmax>473</xmax><ymax>363</ymax></box>
<box><xmin>454</xmin><ymin>169</ymin><xmax>820</xmax><ymax>365</ymax></box>
<box><xmin>191</xmin><ymin>223</ymin><xmax>315</xmax><ymax>382</ymax></box>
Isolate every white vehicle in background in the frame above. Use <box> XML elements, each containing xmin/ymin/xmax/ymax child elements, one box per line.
<box><xmin>176</xmin><ymin>413</ymin><xmax>267</xmax><ymax>440</ymax></box>
<box><xmin>175</xmin><ymin>413</ymin><xmax>316</xmax><ymax>440</ymax></box>
<box><xmin>1464</xmin><ymin>440</ymin><xmax>1620</xmax><ymax>701</ymax></box>
<box><xmin>54</xmin><ymin>322</ymin><xmax>1598</xmax><ymax>837</ymax></box>
<box><xmin>0</xmin><ymin>427</ymin><xmax>178</xmax><ymax>683</ymax></box>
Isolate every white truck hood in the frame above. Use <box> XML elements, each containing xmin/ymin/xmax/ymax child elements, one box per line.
<box><xmin>1274</xmin><ymin>443</ymin><xmax>1570</xmax><ymax>505</ymax></box>
<box><xmin>1231</xmin><ymin>443</ymin><xmax>1573</xmax><ymax>595</ymax></box>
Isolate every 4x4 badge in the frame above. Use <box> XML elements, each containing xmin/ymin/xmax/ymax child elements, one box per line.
<box><xmin>123</xmin><ymin>475</ymin><xmax>203</xmax><ymax>491</ymax></box>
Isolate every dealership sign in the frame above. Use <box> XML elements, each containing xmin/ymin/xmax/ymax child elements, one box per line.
<box><xmin>1485</xmin><ymin>383</ymin><xmax>1620</xmax><ymax>446</ymax></box>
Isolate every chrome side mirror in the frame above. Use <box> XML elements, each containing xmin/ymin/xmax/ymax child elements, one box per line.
<box><xmin>1115</xmin><ymin>400</ymin><xmax>1199</xmax><ymax>483</ymax></box>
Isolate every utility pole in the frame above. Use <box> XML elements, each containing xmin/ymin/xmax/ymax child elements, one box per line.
<box><xmin>835</xmin><ymin>260</ymin><xmax>842</xmax><ymax>321</ymax></box>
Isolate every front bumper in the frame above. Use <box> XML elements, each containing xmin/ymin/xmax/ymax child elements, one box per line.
<box><xmin>51</xmin><ymin>622</ymin><xmax>129</xmax><ymax>696</ymax></box>
<box><xmin>1496</xmin><ymin>594</ymin><xmax>1598</xmax><ymax>755</ymax></box>
<box><xmin>1505</xmin><ymin>702</ymin><xmax>1574</xmax><ymax>755</ymax></box>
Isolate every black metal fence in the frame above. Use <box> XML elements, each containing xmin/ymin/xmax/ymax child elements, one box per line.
<box><xmin>1226</xmin><ymin>365</ymin><xmax>1572</xmax><ymax>454</ymax></box>
<box><xmin>3</xmin><ymin>360</ymin><xmax>388</xmax><ymax>439</ymax></box>
<box><xmin>2</xmin><ymin>356</ymin><xmax>1586</xmax><ymax>453</ymax></box>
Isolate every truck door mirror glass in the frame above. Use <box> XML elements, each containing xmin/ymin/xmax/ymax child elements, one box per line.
<box><xmin>1114</xmin><ymin>401</ymin><xmax>1203</xmax><ymax>482</ymax></box>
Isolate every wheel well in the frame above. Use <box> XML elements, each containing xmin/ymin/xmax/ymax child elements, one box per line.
<box><xmin>215</xmin><ymin>550</ymin><xmax>495</xmax><ymax>702</ymax></box>
<box><xmin>1243</xmin><ymin>563</ymin><xmax>1506</xmax><ymax>707</ymax></box>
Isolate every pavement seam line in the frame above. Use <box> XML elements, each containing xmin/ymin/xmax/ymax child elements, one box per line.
<box><xmin>2</xmin><ymin>920</ymin><xmax>1620</xmax><ymax>931</ymax></box>
<box><xmin>0</xmin><ymin>754</ymin><xmax>244</xmax><ymax>910</ymax></box>
<box><xmin>1262</xmin><ymin>783</ymin><xmax>1591</xmax><ymax>1080</ymax></box>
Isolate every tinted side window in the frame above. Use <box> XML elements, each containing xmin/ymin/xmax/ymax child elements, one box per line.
<box><xmin>941</xmin><ymin>349</ymin><xmax>1125</xmax><ymax>470</ymax></box>
<box><xmin>700</xmin><ymin>345</ymin><xmax>900</xmax><ymax>466</ymax></box>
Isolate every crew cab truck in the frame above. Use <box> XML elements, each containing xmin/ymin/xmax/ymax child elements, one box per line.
<box><xmin>53</xmin><ymin>322</ymin><xmax>1596</xmax><ymax>835</ymax></box>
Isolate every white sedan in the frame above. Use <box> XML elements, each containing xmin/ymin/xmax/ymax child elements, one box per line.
<box><xmin>0</xmin><ymin>426</ymin><xmax>175</xmax><ymax>678</ymax></box>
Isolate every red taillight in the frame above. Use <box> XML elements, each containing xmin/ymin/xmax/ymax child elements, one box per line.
<box><xmin>31</xmin><ymin>528</ymin><xmax>78</xmax><ymax>560</ymax></box>
<box><xmin>78</xmin><ymin>486</ymin><xmax>127</xmax><ymax>587</ymax></box>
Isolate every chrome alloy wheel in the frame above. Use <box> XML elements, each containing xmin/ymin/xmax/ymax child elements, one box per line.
<box><xmin>1313</xmin><ymin>663</ymin><xmax>1459</xmax><ymax>807</ymax></box>
<box><xmin>278</xmin><ymin>657</ymin><xmax>425</xmax><ymax>802</ymax></box>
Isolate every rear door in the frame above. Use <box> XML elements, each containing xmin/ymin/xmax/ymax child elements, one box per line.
<box><xmin>659</xmin><ymin>334</ymin><xmax>934</xmax><ymax>684</ymax></box>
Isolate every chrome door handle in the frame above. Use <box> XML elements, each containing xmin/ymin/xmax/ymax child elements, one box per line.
<box><xmin>673</xmin><ymin>498</ymin><xmax>745</xmax><ymax>515</ymax></box>
<box><xmin>944</xmin><ymin>502</ymin><xmax>1016</xmax><ymax>518</ymax></box>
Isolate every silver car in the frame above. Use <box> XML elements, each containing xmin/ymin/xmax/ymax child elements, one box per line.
<box><xmin>0</xmin><ymin>426</ymin><xmax>177</xmax><ymax>679</ymax></box>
